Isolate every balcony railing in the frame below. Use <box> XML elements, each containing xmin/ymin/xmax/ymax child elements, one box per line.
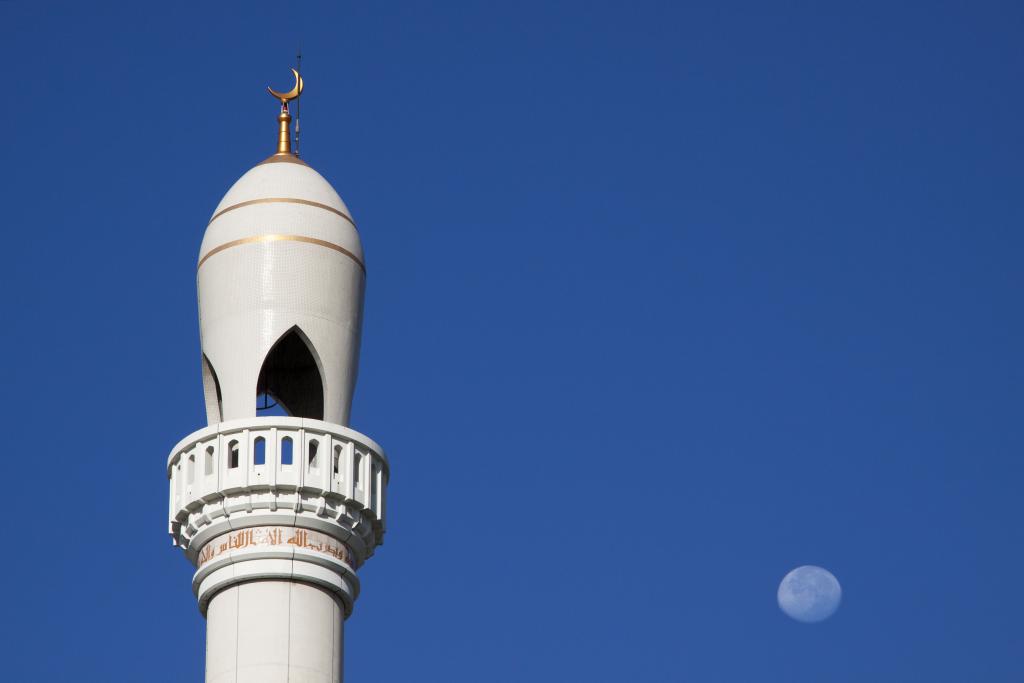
<box><xmin>168</xmin><ymin>416</ymin><xmax>388</xmax><ymax>555</ymax></box>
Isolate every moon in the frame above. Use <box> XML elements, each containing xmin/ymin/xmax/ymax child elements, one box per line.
<box><xmin>777</xmin><ymin>565</ymin><xmax>841</xmax><ymax>623</ymax></box>
<box><xmin>268</xmin><ymin>68</ymin><xmax>304</xmax><ymax>102</ymax></box>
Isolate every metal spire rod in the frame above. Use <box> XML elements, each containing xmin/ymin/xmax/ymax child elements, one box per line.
<box><xmin>294</xmin><ymin>48</ymin><xmax>302</xmax><ymax>157</ymax></box>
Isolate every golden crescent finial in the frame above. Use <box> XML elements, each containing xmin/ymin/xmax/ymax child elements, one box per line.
<box><xmin>268</xmin><ymin>68</ymin><xmax>303</xmax><ymax>156</ymax></box>
<box><xmin>268</xmin><ymin>68</ymin><xmax>304</xmax><ymax>104</ymax></box>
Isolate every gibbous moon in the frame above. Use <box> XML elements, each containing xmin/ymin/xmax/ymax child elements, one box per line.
<box><xmin>777</xmin><ymin>565</ymin><xmax>841</xmax><ymax>623</ymax></box>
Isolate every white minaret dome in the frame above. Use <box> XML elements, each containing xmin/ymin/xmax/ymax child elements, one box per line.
<box><xmin>212</xmin><ymin>158</ymin><xmax>355</xmax><ymax>221</ymax></box>
<box><xmin>168</xmin><ymin>69</ymin><xmax>389</xmax><ymax>683</ymax></box>
<box><xmin>198</xmin><ymin>154</ymin><xmax>366</xmax><ymax>427</ymax></box>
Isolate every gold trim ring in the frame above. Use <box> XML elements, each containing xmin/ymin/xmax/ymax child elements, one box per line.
<box><xmin>208</xmin><ymin>197</ymin><xmax>355</xmax><ymax>226</ymax></box>
<box><xmin>197</xmin><ymin>234</ymin><xmax>365</xmax><ymax>271</ymax></box>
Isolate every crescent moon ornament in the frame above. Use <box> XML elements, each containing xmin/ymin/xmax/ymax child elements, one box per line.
<box><xmin>268</xmin><ymin>68</ymin><xmax>304</xmax><ymax>104</ymax></box>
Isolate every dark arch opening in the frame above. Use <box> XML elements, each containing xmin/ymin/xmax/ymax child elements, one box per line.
<box><xmin>256</xmin><ymin>327</ymin><xmax>324</xmax><ymax>420</ymax></box>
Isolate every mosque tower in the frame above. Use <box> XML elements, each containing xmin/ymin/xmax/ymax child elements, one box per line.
<box><xmin>166</xmin><ymin>69</ymin><xmax>388</xmax><ymax>683</ymax></box>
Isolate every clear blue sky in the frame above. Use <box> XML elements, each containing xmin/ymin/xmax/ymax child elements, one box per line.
<box><xmin>1</xmin><ymin>1</ymin><xmax>1022</xmax><ymax>680</ymax></box>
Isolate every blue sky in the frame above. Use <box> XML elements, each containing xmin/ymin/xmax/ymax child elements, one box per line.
<box><xmin>1</xmin><ymin>1</ymin><xmax>1022</xmax><ymax>680</ymax></box>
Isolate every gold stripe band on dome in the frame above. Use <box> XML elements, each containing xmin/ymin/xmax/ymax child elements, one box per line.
<box><xmin>197</xmin><ymin>234</ymin><xmax>366</xmax><ymax>272</ymax></box>
<box><xmin>208</xmin><ymin>197</ymin><xmax>356</xmax><ymax>227</ymax></box>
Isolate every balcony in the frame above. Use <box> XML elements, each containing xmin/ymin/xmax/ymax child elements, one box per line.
<box><xmin>168</xmin><ymin>416</ymin><xmax>388</xmax><ymax>568</ymax></box>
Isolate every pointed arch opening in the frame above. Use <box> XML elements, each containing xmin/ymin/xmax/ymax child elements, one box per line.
<box><xmin>256</xmin><ymin>327</ymin><xmax>325</xmax><ymax>420</ymax></box>
<box><xmin>201</xmin><ymin>354</ymin><xmax>223</xmax><ymax>424</ymax></box>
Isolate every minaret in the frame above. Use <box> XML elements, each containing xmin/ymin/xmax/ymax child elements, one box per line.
<box><xmin>166</xmin><ymin>69</ymin><xmax>388</xmax><ymax>683</ymax></box>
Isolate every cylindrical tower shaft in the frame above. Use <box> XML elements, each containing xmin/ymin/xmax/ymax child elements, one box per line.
<box><xmin>206</xmin><ymin>581</ymin><xmax>344</xmax><ymax>683</ymax></box>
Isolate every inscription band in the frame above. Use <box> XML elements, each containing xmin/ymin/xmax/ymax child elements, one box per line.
<box><xmin>197</xmin><ymin>526</ymin><xmax>354</xmax><ymax>569</ymax></box>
